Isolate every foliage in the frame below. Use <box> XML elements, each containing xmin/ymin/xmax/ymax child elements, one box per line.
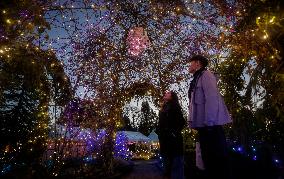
<box><xmin>41</xmin><ymin>1</ymin><xmax>237</xmax><ymax>173</ymax></box>
<box><xmin>0</xmin><ymin>0</ymin><xmax>72</xmax><ymax>176</ymax></box>
<box><xmin>138</xmin><ymin>101</ymin><xmax>158</xmax><ymax>136</ymax></box>
<box><xmin>219</xmin><ymin>0</ymin><xmax>284</xmax><ymax>151</ymax></box>
<box><xmin>0</xmin><ymin>0</ymin><xmax>52</xmax><ymax>44</ymax></box>
<box><xmin>1</xmin><ymin>0</ymin><xmax>284</xmax><ymax>177</ymax></box>
<box><xmin>59</xmin><ymin>98</ymin><xmax>100</xmax><ymax>127</ymax></box>
<box><xmin>0</xmin><ymin>44</ymin><xmax>72</xmax><ymax>175</ymax></box>
<box><xmin>119</xmin><ymin>115</ymin><xmax>136</xmax><ymax>131</ymax></box>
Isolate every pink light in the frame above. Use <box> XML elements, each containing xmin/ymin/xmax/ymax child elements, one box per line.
<box><xmin>127</xmin><ymin>27</ymin><xmax>150</xmax><ymax>56</ymax></box>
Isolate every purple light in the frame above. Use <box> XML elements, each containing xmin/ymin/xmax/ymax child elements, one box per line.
<box><xmin>0</xmin><ymin>27</ymin><xmax>6</xmax><ymax>41</ymax></box>
<box><xmin>114</xmin><ymin>132</ymin><xmax>131</xmax><ymax>160</ymax></box>
<box><xmin>275</xmin><ymin>159</ymin><xmax>279</xmax><ymax>163</ymax></box>
<box><xmin>19</xmin><ymin>10</ymin><xmax>33</xmax><ymax>20</ymax></box>
<box><xmin>253</xmin><ymin>156</ymin><xmax>257</xmax><ymax>160</ymax></box>
<box><xmin>237</xmin><ymin>147</ymin><xmax>242</xmax><ymax>152</ymax></box>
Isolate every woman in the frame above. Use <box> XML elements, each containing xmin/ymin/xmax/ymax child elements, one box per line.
<box><xmin>157</xmin><ymin>91</ymin><xmax>185</xmax><ymax>179</ymax></box>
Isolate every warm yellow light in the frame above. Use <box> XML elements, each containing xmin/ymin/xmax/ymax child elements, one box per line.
<box><xmin>6</xmin><ymin>19</ymin><xmax>11</xmax><ymax>24</ymax></box>
<box><xmin>263</xmin><ymin>35</ymin><xmax>268</xmax><ymax>39</ymax></box>
<box><xmin>269</xmin><ymin>16</ymin><xmax>275</xmax><ymax>23</ymax></box>
<box><xmin>3</xmin><ymin>10</ymin><xmax>6</xmax><ymax>14</ymax></box>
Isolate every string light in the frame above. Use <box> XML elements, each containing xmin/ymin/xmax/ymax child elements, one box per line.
<box><xmin>263</xmin><ymin>34</ymin><xmax>268</xmax><ymax>39</ymax></box>
<box><xmin>6</xmin><ymin>19</ymin><xmax>11</xmax><ymax>24</ymax></box>
<box><xmin>1</xmin><ymin>0</ymin><xmax>283</xmax><ymax>177</ymax></box>
<box><xmin>269</xmin><ymin>16</ymin><xmax>275</xmax><ymax>24</ymax></box>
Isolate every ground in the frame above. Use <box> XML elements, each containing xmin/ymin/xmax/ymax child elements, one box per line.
<box><xmin>117</xmin><ymin>154</ymin><xmax>284</xmax><ymax>179</ymax></box>
<box><xmin>122</xmin><ymin>159</ymin><xmax>164</xmax><ymax>179</ymax></box>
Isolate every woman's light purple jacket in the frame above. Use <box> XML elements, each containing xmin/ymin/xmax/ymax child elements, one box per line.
<box><xmin>188</xmin><ymin>70</ymin><xmax>232</xmax><ymax>128</ymax></box>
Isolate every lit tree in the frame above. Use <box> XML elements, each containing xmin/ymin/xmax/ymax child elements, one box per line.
<box><xmin>218</xmin><ymin>0</ymin><xmax>284</xmax><ymax>152</ymax></box>
<box><xmin>1</xmin><ymin>0</ymin><xmax>283</xmax><ymax>177</ymax></box>
<box><xmin>0</xmin><ymin>42</ymin><xmax>72</xmax><ymax>176</ymax></box>
<box><xmin>39</xmin><ymin>0</ymin><xmax>251</xmax><ymax>175</ymax></box>
<box><xmin>0</xmin><ymin>0</ymin><xmax>73</xmax><ymax>177</ymax></box>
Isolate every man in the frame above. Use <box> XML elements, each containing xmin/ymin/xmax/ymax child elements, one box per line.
<box><xmin>188</xmin><ymin>55</ymin><xmax>232</xmax><ymax>178</ymax></box>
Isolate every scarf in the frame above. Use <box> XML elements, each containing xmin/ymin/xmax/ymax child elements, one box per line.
<box><xmin>188</xmin><ymin>68</ymin><xmax>205</xmax><ymax>101</ymax></box>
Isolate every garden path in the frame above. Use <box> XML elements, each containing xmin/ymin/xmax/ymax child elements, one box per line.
<box><xmin>123</xmin><ymin>159</ymin><xmax>164</xmax><ymax>179</ymax></box>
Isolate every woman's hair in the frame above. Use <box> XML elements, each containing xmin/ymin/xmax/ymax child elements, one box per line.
<box><xmin>169</xmin><ymin>91</ymin><xmax>182</xmax><ymax>108</ymax></box>
<box><xmin>161</xmin><ymin>91</ymin><xmax>182</xmax><ymax>111</ymax></box>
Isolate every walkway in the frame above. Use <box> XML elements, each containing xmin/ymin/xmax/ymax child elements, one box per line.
<box><xmin>122</xmin><ymin>159</ymin><xmax>164</xmax><ymax>179</ymax></box>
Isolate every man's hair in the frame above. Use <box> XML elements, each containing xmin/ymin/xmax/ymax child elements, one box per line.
<box><xmin>189</xmin><ymin>55</ymin><xmax>208</xmax><ymax>68</ymax></box>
